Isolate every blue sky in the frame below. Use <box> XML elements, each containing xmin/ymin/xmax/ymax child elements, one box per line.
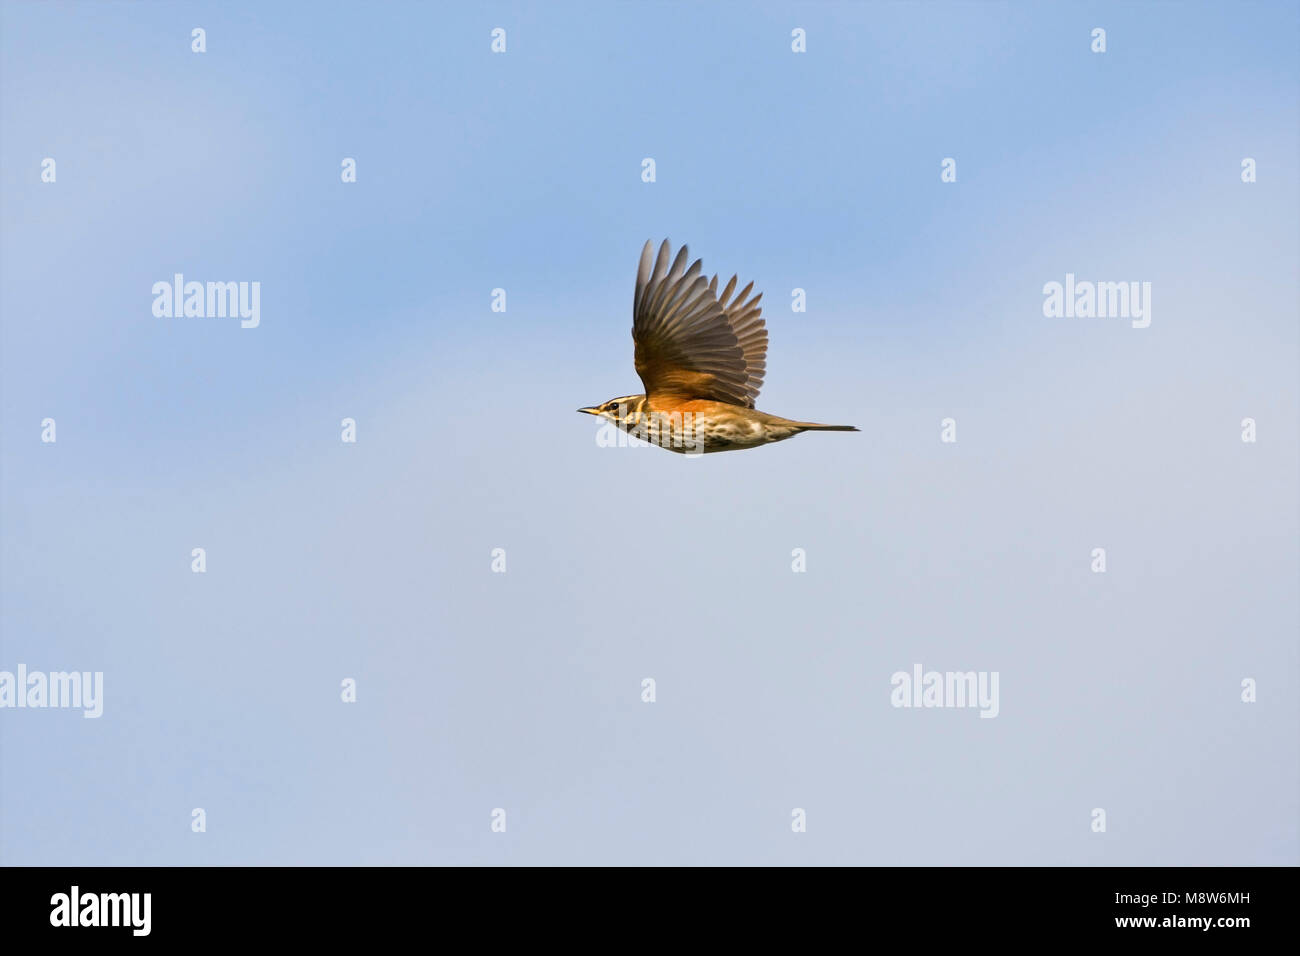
<box><xmin>2</xmin><ymin>1</ymin><xmax>1297</xmax><ymax>864</ymax></box>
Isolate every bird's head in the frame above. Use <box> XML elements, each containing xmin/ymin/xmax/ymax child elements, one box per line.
<box><xmin>577</xmin><ymin>395</ymin><xmax>642</xmax><ymax>423</ymax></box>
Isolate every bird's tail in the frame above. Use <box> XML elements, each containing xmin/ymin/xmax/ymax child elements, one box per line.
<box><xmin>793</xmin><ymin>422</ymin><xmax>859</xmax><ymax>432</ymax></box>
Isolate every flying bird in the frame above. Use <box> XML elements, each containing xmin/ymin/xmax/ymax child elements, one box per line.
<box><xmin>578</xmin><ymin>240</ymin><xmax>858</xmax><ymax>454</ymax></box>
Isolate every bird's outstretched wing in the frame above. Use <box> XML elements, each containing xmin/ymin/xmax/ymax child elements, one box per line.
<box><xmin>632</xmin><ymin>239</ymin><xmax>768</xmax><ymax>407</ymax></box>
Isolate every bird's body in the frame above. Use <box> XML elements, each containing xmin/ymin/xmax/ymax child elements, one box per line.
<box><xmin>579</xmin><ymin>240</ymin><xmax>858</xmax><ymax>454</ymax></box>
<box><xmin>594</xmin><ymin>393</ymin><xmax>856</xmax><ymax>455</ymax></box>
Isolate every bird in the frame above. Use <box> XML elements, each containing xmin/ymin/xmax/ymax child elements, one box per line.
<box><xmin>578</xmin><ymin>239</ymin><xmax>859</xmax><ymax>454</ymax></box>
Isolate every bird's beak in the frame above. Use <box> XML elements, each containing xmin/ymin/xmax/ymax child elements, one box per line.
<box><xmin>577</xmin><ymin>407</ymin><xmax>599</xmax><ymax>416</ymax></box>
